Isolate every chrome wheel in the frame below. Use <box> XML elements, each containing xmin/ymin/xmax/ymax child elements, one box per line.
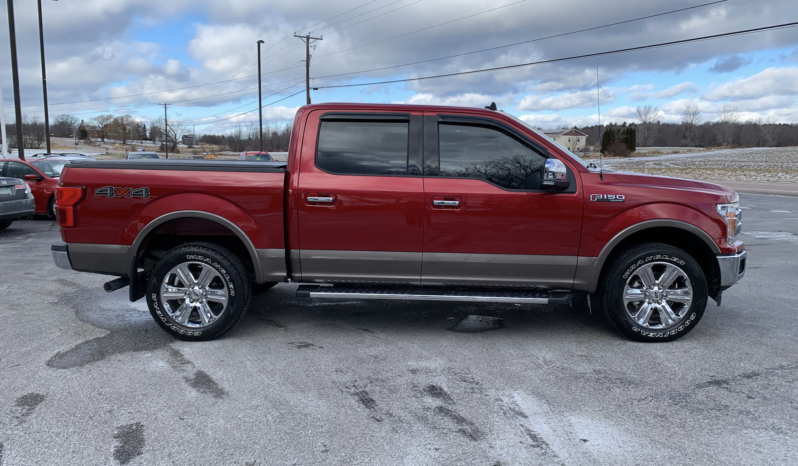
<box><xmin>160</xmin><ymin>262</ymin><xmax>229</xmax><ymax>328</ymax></box>
<box><xmin>623</xmin><ymin>262</ymin><xmax>693</xmax><ymax>330</ymax></box>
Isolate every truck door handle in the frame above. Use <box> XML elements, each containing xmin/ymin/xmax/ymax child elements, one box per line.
<box><xmin>307</xmin><ymin>196</ymin><xmax>334</xmax><ymax>203</ymax></box>
<box><xmin>433</xmin><ymin>200</ymin><xmax>460</xmax><ymax>207</ymax></box>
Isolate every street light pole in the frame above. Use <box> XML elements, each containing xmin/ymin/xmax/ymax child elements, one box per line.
<box><xmin>6</xmin><ymin>0</ymin><xmax>26</xmax><ymax>160</ymax></box>
<box><xmin>257</xmin><ymin>40</ymin><xmax>264</xmax><ymax>152</ymax></box>
<box><xmin>37</xmin><ymin>0</ymin><xmax>56</xmax><ymax>154</ymax></box>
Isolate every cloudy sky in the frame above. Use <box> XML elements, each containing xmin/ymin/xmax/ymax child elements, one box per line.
<box><xmin>1</xmin><ymin>0</ymin><xmax>797</xmax><ymax>134</ymax></box>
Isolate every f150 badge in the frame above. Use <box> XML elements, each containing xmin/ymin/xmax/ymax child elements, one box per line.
<box><xmin>590</xmin><ymin>194</ymin><xmax>625</xmax><ymax>202</ymax></box>
<box><xmin>95</xmin><ymin>186</ymin><xmax>150</xmax><ymax>199</ymax></box>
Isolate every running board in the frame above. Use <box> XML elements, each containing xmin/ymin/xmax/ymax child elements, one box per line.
<box><xmin>296</xmin><ymin>285</ymin><xmax>571</xmax><ymax>305</ymax></box>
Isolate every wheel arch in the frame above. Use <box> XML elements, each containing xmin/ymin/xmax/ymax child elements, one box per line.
<box><xmin>587</xmin><ymin>220</ymin><xmax>721</xmax><ymax>296</ymax></box>
<box><xmin>131</xmin><ymin>211</ymin><xmax>264</xmax><ymax>283</ymax></box>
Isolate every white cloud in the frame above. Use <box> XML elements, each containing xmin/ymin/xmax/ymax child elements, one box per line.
<box><xmin>703</xmin><ymin>67</ymin><xmax>798</xmax><ymax>101</ymax></box>
<box><xmin>518</xmin><ymin>89</ymin><xmax>616</xmax><ymax>112</ymax></box>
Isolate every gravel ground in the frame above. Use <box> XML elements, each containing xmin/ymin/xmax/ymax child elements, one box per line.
<box><xmin>595</xmin><ymin>147</ymin><xmax>798</xmax><ymax>183</ymax></box>
<box><xmin>1</xmin><ymin>196</ymin><xmax>797</xmax><ymax>465</ymax></box>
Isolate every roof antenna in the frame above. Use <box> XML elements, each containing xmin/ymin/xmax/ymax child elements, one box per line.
<box><xmin>485</xmin><ymin>102</ymin><xmax>497</xmax><ymax>111</ymax></box>
<box><xmin>596</xmin><ymin>66</ymin><xmax>603</xmax><ymax>181</ymax></box>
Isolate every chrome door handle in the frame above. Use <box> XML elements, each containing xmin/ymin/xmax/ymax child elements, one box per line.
<box><xmin>308</xmin><ymin>196</ymin><xmax>334</xmax><ymax>203</ymax></box>
<box><xmin>433</xmin><ymin>200</ymin><xmax>460</xmax><ymax>207</ymax></box>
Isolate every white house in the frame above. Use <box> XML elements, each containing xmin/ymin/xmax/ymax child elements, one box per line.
<box><xmin>542</xmin><ymin>128</ymin><xmax>589</xmax><ymax>151</ymax></box>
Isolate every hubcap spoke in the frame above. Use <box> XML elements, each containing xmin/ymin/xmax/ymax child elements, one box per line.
<box><xmin>666</xmin><ymin>288</ymin><xmax>692</xmax><ymax>303</ymax></box>
<box><xmin>198</xmin><ymin>302</ymin><xmax>213</xmax><ymax>326</ymax></box>
<box><xmin>161</xmin><ymin>286</ymin><xmax>187</xmax><ymax>300</ymax></box>
<box><xmin>637</xmin><ymin>266</ymin><xmax>657</xmax><ymax>289</ymax></box>
<box><xmin>205</xmin><ymin>289</ymin><xmax>227</xmax><ymax>304</ymax></box>
<box><xmin>176</xmin><ymin>264</ymin><xmax>196</xmax><ymax>287</ymax></box>
<box><xmin>657</xmin><ymin>266</ymin><xmax>682</xmax><ymax>288</ymax></box>
<box><xmin>624</xmin><ymin>287</ymin><xmax>645</xmax><ymax>303</ymax></box>
<box><xmin>658</xmin><ymin>302</ymin><xmax>679</xmax><ymax>327</ymax></box>
<box><xmin>196</xmin><ymin>265</ymin><xmax>214</xmax><ymax>288</ymax></box>
<box><xmin>173</xmin><ymin>300</ymin><xmax>193</xmax><ymax>325</ymax></box>
<box><xmin>633</xmin><ymin>303</ymin><xmax>654</xmax><ymax>326</ymax></box>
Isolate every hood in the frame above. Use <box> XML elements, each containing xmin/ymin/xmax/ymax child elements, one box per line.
<box><xmin>613</xmin><ymin>171</ymin><xmax>738</xmax><ymax>202</ymax></box>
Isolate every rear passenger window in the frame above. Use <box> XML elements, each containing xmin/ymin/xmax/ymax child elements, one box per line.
<box><xmin>317</xmin><ymin>121</ymin><xmax>409</xmax><ymax>175</ymax></box>
<box><xmin>437</xmin><ymin>123</ymin><xmax>548</xmax><ymax>190</ymax></box>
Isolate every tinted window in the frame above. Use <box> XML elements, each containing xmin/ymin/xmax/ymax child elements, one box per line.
<box><xmin>437</xmin><ymin>124</ymin><xmax>547</xmax><ymax>190</ymax></box>
<box><xmin>246</xmin><ymin>154</ymin><xmax>272</xmax><ymax>161</ymax></box>
<box><xmin>317</xmin><ymin>121</ymin><xmax>409</xmax><ymax>175</ymax></box>
<box><xmin>6</xmin><ymin>162</ymin><xmax>37</xmax><ymax>179</ymax></box>
<box><xmin>31</xmin><ymin>161</ymin><xmax>66</xmax><ymax>177</ymax></box>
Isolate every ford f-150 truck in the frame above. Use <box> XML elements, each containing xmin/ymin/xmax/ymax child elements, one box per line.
<box><xmin>51</xmin><ymin>103</ymin><xmax>746</xmax><ymax>342</ymax></box>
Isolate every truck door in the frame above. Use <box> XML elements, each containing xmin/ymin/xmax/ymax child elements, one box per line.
<box><xmin>421</xmin><ymin>114</ymin><xmax>584</xmax><ymax>288</ymax></box>
<box><xmin>296</xmin><ymin>111</ymin><xmax>425</xmax><ymax>284</ymax></box>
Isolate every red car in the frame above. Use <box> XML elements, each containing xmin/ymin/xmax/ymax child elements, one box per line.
<box><xmin>1</xmin><ymin>158</ymin><xmax>60</xmax><ymax>217</ymax></box>
<box><xmin>52</xmin><ymin>102</ymin><xmax>745</xmax><ymax>343</ymax></box>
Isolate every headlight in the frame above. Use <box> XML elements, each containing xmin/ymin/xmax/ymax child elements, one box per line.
<box><xmin>716</xmin><ymin>202</ymin><xmax>742</xmax><ymax>244</ymax></box>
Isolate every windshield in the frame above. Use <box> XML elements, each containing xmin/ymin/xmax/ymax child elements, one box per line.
<box><xmin>129</xmin><ymin>153</ymin><xmax>159</xmax><ymax>159</ymax></box>
<box><xmin>30</xmin><ymin>161</ymin><xmax>67</xmax><ymax>177</ymax></box>
<box><xmin>246</xmin><ymin>154</ymin><xmax>272</xmax><ymax>161</ymax></box>
<box><xmin>503</xmin><ymin>113</ymin><xmax>594</xmax><ymax>169</ymax></box>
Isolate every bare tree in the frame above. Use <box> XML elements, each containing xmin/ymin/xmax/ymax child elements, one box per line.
<box><xmin>636</xmin><ymin>105</ymin><xmax>662</xmax><ymax>147</ymax></box>
<box><xmin>52</xmin><ymin>114</ymin><xmax>80</xmax><ymax>138</ymax></box>
<box><xmin>760</xmin><ymin>116</ymin><xmax>779</xmax><ymax>147</ymax></box>
<box><xmin>166</xmin><ymin>120</ymin><xmax>185</xmax><ymax>152</ymax></box>
<box><xmin>717</xmin><ymin>104</ymin><xmax>739</xmax><ymax>146</ymax></box>
<box><xmin>91</xmin><ymin>114</ymin><xmax>114</xmax><ymax>142</ymax></box>
<box><xmin>681</xmin><ymin>105</ymin><xmax>702</xmax><ymax>146</ymax></box>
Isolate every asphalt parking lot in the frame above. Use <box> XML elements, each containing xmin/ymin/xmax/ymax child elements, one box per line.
<box><xmin>0</xmin><ymin>193</ymin><xmax>796</xmax><ymax>465</ymax></box>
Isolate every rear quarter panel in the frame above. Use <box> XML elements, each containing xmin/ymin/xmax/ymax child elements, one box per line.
<box><xmin>59</xmin><ymin>167</ymin><xmax>285</xmax><ymax>249</ymax></box>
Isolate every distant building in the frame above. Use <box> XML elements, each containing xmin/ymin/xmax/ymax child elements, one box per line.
<box><xmin>543</xmin><ymin>128</ymin><xmax>588</xmax><ymax>151</ymax></box>
<box><xmin>182</xmin><ymin>135</ymin><xmax>196</xmax><ymax>147</ymax></box>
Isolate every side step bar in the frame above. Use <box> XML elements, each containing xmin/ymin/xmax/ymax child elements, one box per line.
<box><xmin>296</xmin><ymin>285</ymin><xmax>571</xmax><ymax>305</ymax></box>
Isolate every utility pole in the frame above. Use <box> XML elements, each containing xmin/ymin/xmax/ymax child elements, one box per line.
<box><xmin>7</xmin><ymin>0</ymin><xmax>25</xmax><ymax>160</ymax></box>
<box><xmin>160</xmin><ymin>103</ymin><xmax>171</xmax><ymax>159</ymax></box>
<box><xmin>37</xmin><ymin>0</ymin><xmax>55</xmax><ymax>154</ymax></box>
<box><xmin>257</xmin><ymin>39</ymin><xmax>265</xmax><ymax>152</ymax></box>
<box><xmin>293</xmin><ymin>33</ymin><xmax>323</xmax><ymax>105</ymax></box>
<box><xmin>0</xmin><ymin>69</ymin><xmax>7</xmax><ymax>158</ymax></box>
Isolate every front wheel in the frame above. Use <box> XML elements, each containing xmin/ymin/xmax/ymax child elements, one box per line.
<box><xmin>0</xmin><ymin>219</ymin><xmax>12</xmax><ymax>231</ymax></box>
<box><xmin>597</xmin><ymin>242</ymin><xmax>707</xmax><ymax>342</ymax></box>
<box><xmin>146</xmin><ymin>242</ymin><xmax>252</xmax><ymax>341</ymax></box>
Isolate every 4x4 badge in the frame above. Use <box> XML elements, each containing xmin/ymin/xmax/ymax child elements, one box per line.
<box><xmin>591</xmin><ymin>194</ymin><xmax>625</xmax><ymax>202</ymax></box>
<box><xmin>95</xmin><ymin>186</ymin><xmax>150</xmax><ymax>198</ymax></box>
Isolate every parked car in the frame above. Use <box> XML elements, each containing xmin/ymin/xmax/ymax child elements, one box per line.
<box><xmin>127</xmin><ymin>152</ymin><xmax>160</xmax><ymax>160</ymax></box>
<box><xmin>30</xmin><ymin>152</ymin><xmax>96</xmax><ymax>159</ymax></box>
<box><xmin>1</xmin><ymin>158</ymin><xmax>61</xmax><ymax>217</ymax></box>
<box><xmin>239</xmin><ymin>151</ymin><xmax>273</xmax><ymax>161</ymax></box>
<box><xmin>0</xmin><ymin>176</ymin><xmax>35</xmax><ymax>230</ymax></box>
<box><xmin>52</xmin><ymin>102</ymin><xmax>745</xmax><ymax>343</ymax></box>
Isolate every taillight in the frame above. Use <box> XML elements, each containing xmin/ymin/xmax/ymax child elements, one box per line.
<box><xmin>56</xmin><ymin>186</ymin><xmax>85</xmax><ymax>228</ymax></box>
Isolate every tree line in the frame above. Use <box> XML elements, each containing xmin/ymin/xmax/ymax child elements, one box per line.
<box><xmin>578</xmin><ymin>105</ymin><xmax>798</xmax><ymax>151</ymax></box>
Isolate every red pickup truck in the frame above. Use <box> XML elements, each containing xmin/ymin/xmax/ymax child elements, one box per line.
<box><xmin>51</xmin><ymin>103</ymin><xmax>746</xmax><ymax>342</ymax></box>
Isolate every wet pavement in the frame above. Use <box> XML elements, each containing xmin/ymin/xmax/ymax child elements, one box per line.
<box><xmin>0</xmin><ymin>194</ymin><xmax>796</xmax><ymax>465</ymax></box>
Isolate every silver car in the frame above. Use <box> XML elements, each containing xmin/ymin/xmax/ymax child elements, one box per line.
<box><xmin>0</xmin><ymin>176</ymin><xmax>35</xmax><ymax>231</ymax></box>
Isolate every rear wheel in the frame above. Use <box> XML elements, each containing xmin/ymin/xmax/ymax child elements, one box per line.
<box><xmin>0</xmin><ymin>220</ymin><xmax>12</xmax><ymax>231</ymax></box>
<box><xmin>48</xmin><ymin>196</ymin><xmax>56</xmax><ymax>219</ymax></box>
<box><xmin>597</xmin><ymin>242</ymin><xmax>707</xmax><ymax>342</ymax></box>
<box><xmin>146</xmin><ymin>242</ymin><xmax>251</xmax><ymax>341</ymax></box>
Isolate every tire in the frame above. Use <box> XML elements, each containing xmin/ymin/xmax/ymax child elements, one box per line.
<box><xmin>48</xmin><ymin>196</ymin><xmax>56</xmax><ymax>219</ymax></box>
<box><xmin>0</xmin><ymin>220</ymin><xmax>12</xmax><ymax>231</ymax></box>
<box><xmin>146</xmin><ymin>242</ymin><xmax>252</xmax><ymax>341</ymax></box>
<box><xmin>597</xmin><ymin>242</ymin><xmax>707</xmax><ymax>342</ymax></box>
<box><xmin>252</xmin><ymin>282</ymin><xmax>278</xmax><ymax>294</ymax></box>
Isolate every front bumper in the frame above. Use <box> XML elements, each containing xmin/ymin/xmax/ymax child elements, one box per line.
<box><xmin>52</xmin><ymin>243</ymin><xmax>73</xmax><ymax>270</ymax></box>
<box><xmin>717</xmin><ymin>250</ymin><xmax>746</xmax><ymax>288</ymax></box>
<box><xmin>0</xmin><ymin>197</ymin><xmax>35</xmax><ymax>220</ymax></box>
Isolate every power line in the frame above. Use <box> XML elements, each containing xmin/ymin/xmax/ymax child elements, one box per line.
<box><xmin>312</xmin><ymin>0</ymin><xmax>728</xmax><ymax>79</ymax></box>
<box><xmin>316</xmin><ymin>0</ymin><xmax>526</xmax><ymax>59</ymax></box>
<box><xmin>191</xmin><ymin>89</ymin><xmax>306</xmax><ymax>127</ymax></box>
<box><xmin>314</xmin><ymin>21</ymin><xmax>798</xmax><ymax>89</ymax></box>
<box><xmin>182</xmin><ymin>81</ymin><xmax>306</xmax><ymax>123</ymax></box>
<box><xmin>300</xmin><ymin>0</ymin><xmax>380</xmax><ymax>33</ymax></box>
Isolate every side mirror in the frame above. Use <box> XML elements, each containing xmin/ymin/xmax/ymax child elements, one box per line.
<box><xmin>24</xmin><ymin>174</ymin><xmax>40</xmax><ymax>181</ymax></box>
<box><xmin>542</xmin><ymin>159</ymin><xmax>569</xmax><ymax>191</ymax></box>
